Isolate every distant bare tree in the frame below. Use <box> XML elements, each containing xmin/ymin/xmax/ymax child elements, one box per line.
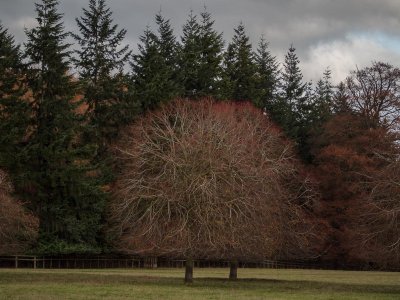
<box><xmin>109</xmin><ymin>99</ymin><xmax>317</xmax><ymax>282</ymax></box>
<box><xmin>357</xmin><ymin>156</ymin><xmax>400</xmax><ymax>267</ymax></box>
<box><xmin>346</xmin><ymin>62</ymin><xmax>400</xmax><ymax>129</ymax></box>
<box><xmin>0</xmin><ymin>170</ymin><xmax>38</xmax><ymax>254</ymax></box>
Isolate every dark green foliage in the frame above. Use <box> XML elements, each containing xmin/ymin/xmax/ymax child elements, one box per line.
<box><xmin>0</xmin><ymin>23</ymin><xmax>29</xmax><ymax>173</ymax></box>
<box><xmin>280</xmin><ymin>45</ymin><xmax>307</xmax><ymax>104</ymax></box>
<box><xmin>155</xmin><ymin>12</ymin><xmax>181</xmax><ymax>99</ymax></box>
<box><xmin>179</xmin><ymin>11</ymin><xmax>202</xmax><ymax>98</ymax></box>
<box><xmin>73</xmin><ymin>0</ymin><xmax>134</xmax><ymax>141</ymax></box>
<box><xmin>131</xmin><ymin>13</ymin><xmax>180</xmax><ymax>110</ymax></box>
<box><xmin>312</xmin><ymin>68</ymin><xmax>333</xmax><ymax>124</ymax></box>
<box><xmin>221</xmin><ymin>23</ymin><xmax>256</xmax><ymax>101</ymax></box>
<box><xmin>332</xmin><ymin>81</ymin><xmax>352</xmax><ymax>115</ymax></box>
<box><xmin>131</xmin><ymin>27</ymin><xmax>172</xmax><ymax>110</ymax></box>
<box><xmin>22</xmin><ymin>0</ymin><xmax>105</xmax><ymax>254</ymax></box>
<box><xmin>269</xmin><ymin>45</ymin><xmax>305</xmax><ymax>137</ymax></box>
<box><xmin>253</xmin><ymin>36</ymin><xmax>279</xmax><ymax>108</ymax></box>
<box><xmin>197</xmin><ymin>9</ymin><xmax>224</xmax><ymax>97</ymax></box>
<box><xmin>267</xmin><ymin>45</ymin><xmax>313</xmax><ymax>160</ymax></box>
<box><xmin>178</xmin><ymin>9</ymin><xmax>224</xmax><ymax>98</ymax></box>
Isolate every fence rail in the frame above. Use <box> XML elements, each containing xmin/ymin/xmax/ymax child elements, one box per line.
<box><xmin>0</xmin><ymin>255</ymin><xmax>397</xmax><ymax>271</ymax></box>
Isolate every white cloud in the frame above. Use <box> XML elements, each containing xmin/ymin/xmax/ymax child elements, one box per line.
<box><xmin>302</xmin><ymin>33</ymin><xmax>400</xmax><ymax>83</ymax></box>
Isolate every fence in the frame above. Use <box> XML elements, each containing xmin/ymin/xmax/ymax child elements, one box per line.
<box><xmin>0</xmin><ymin>255</ymin><xmax>351</xmax><ymax>270</ymax></box>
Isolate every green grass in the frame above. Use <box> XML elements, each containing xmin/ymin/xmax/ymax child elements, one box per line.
<box><xmin>0</xmin><ymin>268</ymin><xmax>399</xmax><ymax>299</ymax></box>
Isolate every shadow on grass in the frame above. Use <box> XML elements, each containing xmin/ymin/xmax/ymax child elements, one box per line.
<box><xmin>1</xmin><ymin>270</ymin><xmax>399</xmax><ymax>296</ymax></box>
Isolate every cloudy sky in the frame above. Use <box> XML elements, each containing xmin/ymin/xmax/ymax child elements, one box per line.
<box><xmin>1</xmin><ymin>0</ymin><xmax>400</xmax><ymax>83</ymax></box>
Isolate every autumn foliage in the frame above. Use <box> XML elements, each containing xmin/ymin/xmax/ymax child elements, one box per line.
<box><xmin>109</xmin><ymin>99</ymin><xmax>318</xmax><ymax>264</ymax></box>
<box><xmin>0</xmin><ymin>169</ymin><xmax>38</xmax><ymax>255</ymax></box>
<box><xmin>312</xmin><ymin>113</ymin><xmax>399</xmax><ymax>267</ymax></box>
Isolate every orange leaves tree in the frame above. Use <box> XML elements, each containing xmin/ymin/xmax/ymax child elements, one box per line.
<box><xmin>311</xmin><ymin>61</ymin><xmax>400</xmax><ymax>268</ymax></box>
<box><xmin>312</xmin><ymin>115</ymin><xmax>387</xmax><ymax>264</ymax></box>
<box><xmin>0</xmin><ymin>170</ymin><xmax>38</xmax><ymax>255</ymax></box>
<box><xmin>109</xmin><ymin>99</ymin><xmax>317</xmax><ymax>282</ymax></box>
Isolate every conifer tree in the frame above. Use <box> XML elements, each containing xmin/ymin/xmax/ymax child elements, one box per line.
<box><xmin>179</xmin><ymin>11</ymin><xmax>202</xmax><ymax>97</ymax></box>
<box><xmin>197</xmin><ymin>8</ymin><xmax>224</xmax><ymax>97</ymax></box>
<box><xmin>313</xmin><ymin>68</ymin><xmax>333</xmax><ymax>124</ymax></box>
<box><xmin>155</xmin><ymin>12</ymin><xmax>180</xmax><ymax>76</ymax></box>
<box><xmin>73</xmin><ymin>0</ymin><xmax>133</xmax><ymax>141</ymax></box>
<box><xmin>268</xmin><ymin>45</ymin><xmax>313</xmax><ymax>160</ymax></box>
<box><xmin>179</xmin><ymin>9</ymin><xmax>224</xmax><ymax>98</ymax></box>
<box><xmin>131</xmin><ymin>27</ymin><xmax>173</xmax><ymax>110</ymax></box>
<box><xmin>253</xmin><ymin>36</ymin><xmax>279</xmax><ymax>108</ymax></box>
<box><xmin>332</xmin><ymin>81</ymin><xmax>351</xmax><ymax>114</ymax></box>
<box><xmin>0</xmin><ymin>24</ymin><xmax>29</xmax><ymax>173</ymax></box>
<box><xmin>23</xmin><ymin>0</ymin><xmax>105</xmax><ymax>254</ymax></box>
<box><xmin>221</xmin><ymin>22</ymin><xmax>256</xmax><ymax>101</ymax></box>
<box><xmin>131</xmin><ymin>13</ymin><xmax>180</xmax><ymax>111</ymax></box>
<box><xmin>274</xmin><ymin>45</ymin><xmax>308</xmax><ymax>136</ymax></box>
<box><xmin>281</xmin><ymin>45</ymin><xmax>307</xmax><ymax>113</ymax></box>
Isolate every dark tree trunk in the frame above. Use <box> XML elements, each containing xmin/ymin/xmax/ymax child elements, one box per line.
<box><xmin>185</xmin><ymin>258</ymin><xmax>194</xmax><ymax>283</ymax></box>
<box><xmin>229</xmin><ymin>260</ymin><xmax>238</xmax><ymax>280</ymax></box>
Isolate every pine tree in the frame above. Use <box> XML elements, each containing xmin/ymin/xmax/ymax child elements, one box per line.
<box><xmin>179</xmin><ymin>11</ymin><xmax>202</xmax><ymax>97</ymax></box>
<box><xmin>155</xmin><ymin>12</ymin><xmax>179</xmax><ymax>74</ymax></box>
<box><xmin>253</xmin><ymin>35</ymin><xmax>279</xmax><ymax>108</ymax></box>
<box><xmin>268</xmin><ymin>45</ymin><xmax>314</xmax><ymax>160</ymax></box>
<box><xmin>131</xmin><ymin>27</ymin><xmax>171</xmax><ymax>110</ymax></box>
<box><xmin>73</xmin><ymin>0</ymin><xmax>133</xmax><ymax>141</ymax></box>
<box><xmin>281</xmin><ymin>45</ymin><xmax>307</xmax><ymax>110</ymax></box>
<box><xmin>0</xmin><ymin>23</ymin><xmax>29</xmax><ymax>173</ymax></box>
<box><xmin>332</xmin><ymin>81</ymin><xmax>351</xmax><ymax>115</ymax></box>
<box><xmin>221</xmin><ymin>22</ymin><xmax>256</xmax><ymax>101</ymax></box>
<box><xmin>275</xmin><ymin>45</ymin><xmax>308</xmax><ymax>136</ymax></box>
<box><xmin>154</xmin><ymin>12</ymin><xmax>181</xmax><ymax>100</ymax></box>
<box><xmin>313</xmin><ymin>68</ymin><xmax>333</xmax><ymax>124</ymax></box>
<box><xmin>23</xmin><ymin>0</ymin><xmax>105</xmax><ymax>254</ymax></box>
<box><xmin>178</xmin><ymin>9</ymin><xmax>224</xmax><ymax>99</ymax></box>
<box><xmin>197</xmin><ymin>8</ymin><xmax>224</xmax><ymax>98</ymax></box>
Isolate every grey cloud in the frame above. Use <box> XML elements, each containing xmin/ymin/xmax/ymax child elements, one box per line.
<box><xmin>1</xmin><ymin>0</ymin><xmax>400</xmax><ymax>82</ymax></box>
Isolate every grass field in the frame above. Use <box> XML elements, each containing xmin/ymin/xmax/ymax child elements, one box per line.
<box><xmin>0</xmin><ymin>268</ymin><xmax>399</xmax><ymax>299</ymax></box>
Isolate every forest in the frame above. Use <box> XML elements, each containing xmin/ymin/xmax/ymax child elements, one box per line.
<box><xmin>1</xmin><ymin>0</ymin><xmax>399</xmax><ymax>273</ymax></box>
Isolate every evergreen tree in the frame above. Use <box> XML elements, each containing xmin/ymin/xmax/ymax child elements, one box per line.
<box><xmin>155</xmin><ymin>12</ymin><xmax>179</xmax><ymax>76</ymax></box>
<box><xmin>274</xmin><ymin>45</ymin><xmax>308</xmax><ymax>137</ymax></box>
<box><xmin>178</xmin><ymin>9</ymin><xmax>224</xmax><ymax>98</ymax></box>
<box><xmin>312</xmin><ymin>68</ymin><xmax>333</xmax><ymax>124</ymax></box>
<box><xmin>131</xmin><ymin>27</ymin><xmax>174</xmax><ymax>110</ymax></box>
<box><xmin>23</xmin><ymin>0</ymin><xmax>105</xmax><ymax>254</ymax></box>
<box><xmin>73</xmin><ymin>0</ymin><xmax>133</xmax><ymax>141</ymax></box>
<box><xmin>332</xmin><ymin>81</ymin><xmax>352</xmax><ymax>115</ymax></box>
<box><xmin>0</xmin><ymin>23</ymin><xmax>29</xmax><ymax>173</ymax></box>
<box><xmin>221</xmin><ymin>22</ymin><xmax>256</xmax><ymax>101</ymax></box>
<box><xmin>197</xmin><ymin>8</ymin><xmax>224</xmax><ymax>98</ymax></box>
<box><xmin>179</xmin><ymin>11</ymin><xmax>202</xmax><ymax>97</ymax></box>
<box><xmin>281</xmin><ymin>45</ymin><xmax>307</xmax><ymax>112</ymax></box>
<box><xmin>268</xmin><ymin>45</ymin><xmax>313</xmax><ymax>160</ymax></box>
<box><xmin>253</xmin><ymin>35</ymin><xmax>279</xmax><ymax>108</ymax></box>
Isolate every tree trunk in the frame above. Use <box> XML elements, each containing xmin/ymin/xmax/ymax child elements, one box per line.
<box><xmin>185</xmin><ymin>258</ymin><xmax>194</xmax><ymax>283</ymax></box>
<box><xmin>229</xmin><ymin>260</ymin><xmax>238</xmax><ymax>280</ymax></box>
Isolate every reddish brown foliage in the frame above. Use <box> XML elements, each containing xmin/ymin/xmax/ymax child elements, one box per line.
<box><xmin>0</xmin><ymin>169</ymin><xmax>38</xmax><ymax>255</ymax></box>
<box><xmin>109</xmin><ymin>99</ymin><xmax>319</xmax><ymax>261</ymax></box>
<box><xmin>312</xmin><ymin>113</ymin><xmax>398</xmax><ymax>266</ymax></box>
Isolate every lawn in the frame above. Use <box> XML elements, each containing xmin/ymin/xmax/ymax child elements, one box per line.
<box><xmin>0</xmin><ymin>268</ymin><xmax>399</xmax><ymax>299</ymax></box>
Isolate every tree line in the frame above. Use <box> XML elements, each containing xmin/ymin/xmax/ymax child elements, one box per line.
<box><xmin>1</xmin><ymin>0</ymin><xmax>399</xmax><ymax>275</ymax></box>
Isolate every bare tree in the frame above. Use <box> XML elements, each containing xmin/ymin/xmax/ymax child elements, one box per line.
<box><xmin>0</xmin><ymin>169</ymin><xmax>38</xmax><ymax>255</ymax></box>
<box><xmin>109</xmin><ymin>99</ymin><xmax>317</xmax><ymax>282</ymax></box>
<box><xmin>346</xmin><ymin>62</ymin><xmax>400</xmax><ymax>129</ymax></box>
<box><xmin>357</xmin><ymin>156</ymin><xmax>400</xmax><ymax>268</ymax></box>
